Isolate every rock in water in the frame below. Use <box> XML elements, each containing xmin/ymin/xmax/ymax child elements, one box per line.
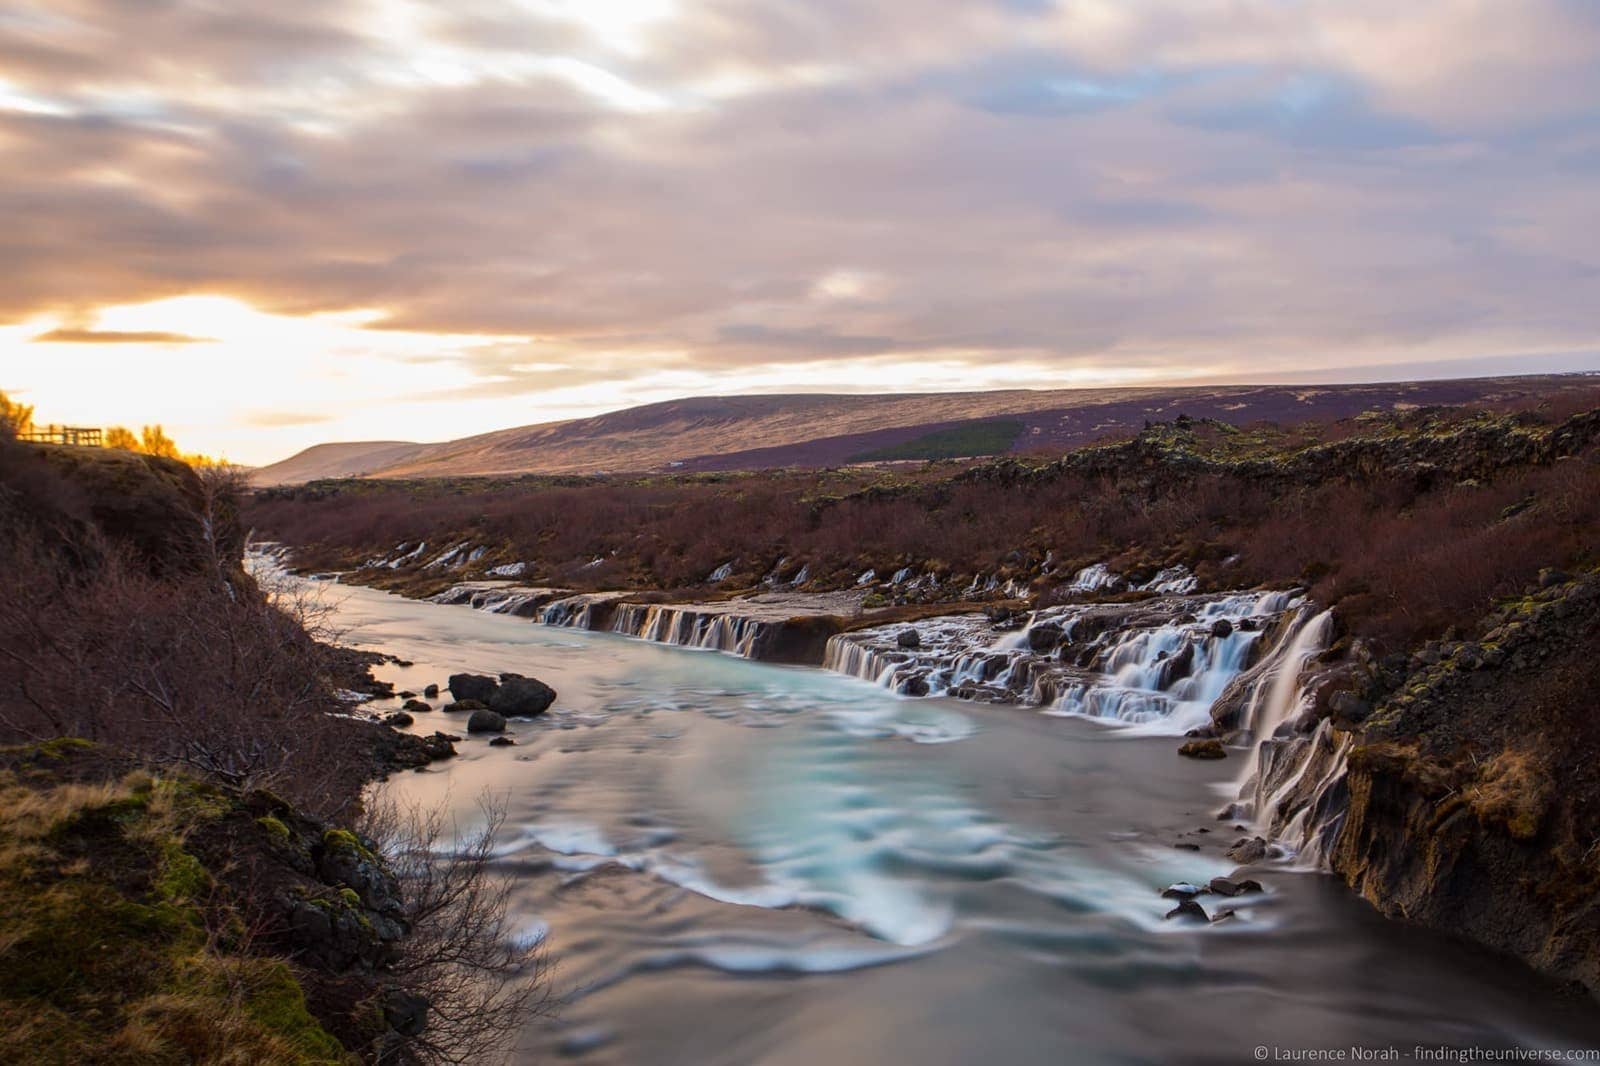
<box><xmin>1165</xmin><ymin>899</ymin><xmax>1210</xmax><ymax>923</ymax></box>
<box><xmin>385</xmin><ymin>710</ymin><xmax>414</xmax><ymax>727</ymax></box>
<box><xmin>423</xmin><ymin>683</ymin><xmax>440</xmax><ymax>698</ymax></box>
<box><xmin>1026</xmin><ymin>622</ymin><xmax>1064</xmax><ymax>653</ymax></box>
<box><xmin>1161</xmin><ymin>883</ymin><xmax>1204</xmax><ymax>900</ymax></box>
<box><xmin>489</xmin><ymin>673</ymin><xmax>557</xmax><ymax>717</ymax></box>
<box><xmin>488</xmin><ymin>736</ymin><xmax>516</xmax><ymax>747</ymax></box>
<box><xmin>1226</xmin><ymin>836</ymin><xmax>1269</xmax><ymax>864</ymax></box>
<box><xmin>443</xmin><ymin>699</ymin><xmax>486</xmax><ymax>713</ymax></box>
<box><xmin>401</xmin><ymin>698</ymin><xmax>431</xmax><ymax>713</ymax></box>
<box><xmin>447</xmin><ymin>673</ymin><xmax>498</xmax><ymax>703</ymax></box>
<box><xmin>1208</xmin><ymin>876</ymin><xmax>1263</xmax><ymax>897</ymax></box>
<box><xmin>897</xmin><ymin>628</ymin><xmax>921</xmax><ymax>649</ymax></box>
<box><xmin>1179</xmin><ymin>739</ymin><xmax>1227</xmax><ymax>760</ymax></box>
<box><xmin>466</xmin><ymin>708</ymin><xmax>507</xmax><ymax>733</ymax></box>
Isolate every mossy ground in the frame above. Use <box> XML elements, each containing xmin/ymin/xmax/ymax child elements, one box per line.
<box><xmin>0</xmin><ymin>743</ymin><xmax>353</xmax><ymax>1065</ymax></box>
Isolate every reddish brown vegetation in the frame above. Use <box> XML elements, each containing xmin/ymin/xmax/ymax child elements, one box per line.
<box><xmin>0</xmin><ymin>439</ymin><xmax>373</xmax><ymax>818</ymax></box>
<box><xmin>247</xmin><ymin>394</ymin><xmax>1600</xmax><ymax>656</ymax></box>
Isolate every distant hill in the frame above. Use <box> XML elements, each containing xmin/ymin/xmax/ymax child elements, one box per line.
<box><xmin>251</xmin><ymin>375</ymin><xmax>1598</xmax><ymax>483</ymax></box>
<box><xmin>251</xmin><ymin>441</ymin><xmax>434</xmax><ymax>484</ymax></box>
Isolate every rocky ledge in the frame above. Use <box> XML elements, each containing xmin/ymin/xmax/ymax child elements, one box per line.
<box><xmin>1328</xmin><ymin>570</ymin><xmax>1600</xmax><ymax>994</ymax></box>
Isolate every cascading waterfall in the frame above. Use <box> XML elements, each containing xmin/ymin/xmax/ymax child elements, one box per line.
<box><xmin>425</xmin><ymin>582</ymin><xmax>835</xmax><ymax>662</ymax></box>
<box><xmin>823</xmin><ymin>590</ymin><xmax>1297</xmax><ymax>735</ymax></box>
<box><xmin>609</xmin><ymin>602</ymin><xmax>774</xmax><ymax>658</ymax></box>
<box><xmin>1228</xmin><ymin>608</ymin><xmax>1354</xmax><ymax>865</ymax></box>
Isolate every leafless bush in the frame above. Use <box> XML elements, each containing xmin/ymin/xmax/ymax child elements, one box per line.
<box><xmin>362</xmin><ymin>794</ymin><xmax>553</xmax><ymax>1065</ymax></box>
<box><xmin>0</xmin><ymin>524</ymin><xmax>371</xmax><ymax>818</ymax></box>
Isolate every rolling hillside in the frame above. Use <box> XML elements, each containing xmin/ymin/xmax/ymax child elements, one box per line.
<box><xmin>252</xmin><ymin>376</ymin><xmax>1597</xmax><ymax>483</ymax></box>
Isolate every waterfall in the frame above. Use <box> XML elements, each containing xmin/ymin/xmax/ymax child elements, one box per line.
<box><xmin>1228</xmin><ymin>608</ymin><xmax>1353</xmax><ymax>865</ymax></box>
<box><xmin>823</xmin><ymin>590</ymin><xmax>1295</xmax><ymax>735</ymax></box>
<box><xmin>1239</xmin><ymin>609</ymin><xmax>1334</xmax><ymax>742</ymax></box>
<box><xmin>609</xmin><ymin>603</ymin><xmax>773</xmax><ymax>658</ymax></box>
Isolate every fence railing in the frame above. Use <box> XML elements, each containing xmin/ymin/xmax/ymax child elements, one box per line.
<box><xmin>19</xmin><ymin>425</ymin><xmax>104</xmax><ymax>447</ymax></box>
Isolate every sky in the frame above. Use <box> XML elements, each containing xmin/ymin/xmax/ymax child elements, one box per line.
<box><xmin>1</xmin><ymin>0</ymin><xmax>1598</xmax><ymax>464</ymax></box>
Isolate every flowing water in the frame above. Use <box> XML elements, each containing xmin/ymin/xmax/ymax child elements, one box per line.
<box><xmin>306</xmin><ymin>577</ymin><xmax>1600</xmax><ymax>1065</ymax></box>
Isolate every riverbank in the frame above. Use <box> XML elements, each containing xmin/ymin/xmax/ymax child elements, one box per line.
<box><xmin>0</xmin><ymin>436</ymin><xmax>538</xmax><ymax>1063</ymax></box>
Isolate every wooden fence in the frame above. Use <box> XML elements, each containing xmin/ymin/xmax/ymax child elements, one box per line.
<box><xmin>19</xmin><ymin>425</ymin><xmax>104</xmax><ymax>447</ymax></box>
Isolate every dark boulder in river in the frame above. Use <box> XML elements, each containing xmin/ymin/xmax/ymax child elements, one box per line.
<box><xmin>466</xmin><ymin>708</ymin><xmax>507</xmax><ymax>733</ymax></box>
<box><xmin>489</xmin><ymin>673</ymin><xmax>557</xmax><ymax>717</ymax></box>
<box><xmin>897</xmin><ymin>628</ymin><xmax>921</xmax><ymax>649</ymax></box>
<box><xmin>1178</xmin><ymin>739</ymin><xmax>1226</xmax><ymax>760</ymax></box>
<box><xmin>447</xmin><ymin>673</ymin><xmax>498</xmax><ymax>703</ymax></box>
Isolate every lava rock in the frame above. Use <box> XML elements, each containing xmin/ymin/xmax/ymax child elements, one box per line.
<box><xmin>1026</xmin><ymin>623</ymin><xmax>1064</xmax><ymax>653</ymax></box>
<box><xmin>1226</xmin><ymin>836</ymin><xmax>1269</xmax><ymax>864</ymax></box>
<box><xmin>466</xmin><ymin>708</ymin><xmax>507</xmax><ymax>733</ymax></box>
<box><xmin>382</xmin><ymin>989</ymin><xmax>430</xmax><ymax>1038</ymax></box>
<box><xmin>447</xmin><ymin>673</ymin><xmax>499</xmax><ymax>703</ymax></box>
<box><xmin>1178</xmin><ymin>739</ymin><xmax>1227</xmax><ymax>760</ymax></box>
<box><xmin>897</xmin><ymin>628</ymin><xmax>922</xmax><ymax>649</ymax></box>
<box><xmin>1164</xmin><ymin>899</ymin><xmax>1210</xmax><ymax>922</ymax></box>
<box><xmin>1328</xmin><ymin>690</ymin><xmax>1372</xmax><ymax>726</ymax></box>
<box><xmin>488</xmin><ymin>673</ymin><xmax>557</xmax><ymax>717</ymax></box>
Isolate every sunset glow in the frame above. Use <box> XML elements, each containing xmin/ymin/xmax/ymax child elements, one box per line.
<box><xmin>2</xmin><ymin>1</ymin><xmax>1597</xmax><ymax>463</ymax></box>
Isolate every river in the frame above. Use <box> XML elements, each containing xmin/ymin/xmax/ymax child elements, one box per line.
<box><xmin>308</xmin><ymin>576</ymin><xmax>1600</xmax><ymax>1065</ymax></box>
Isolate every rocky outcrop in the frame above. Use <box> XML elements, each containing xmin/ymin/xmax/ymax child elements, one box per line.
<box><xmin>448</xmin><ymin>673</ymin><xmax>499</xmax><ymax>703</ymax></box>
<box><xmin>0</xmin><ymin>741</ymin><xmax>429</xmax><ymax>1060</ymax></box>
<box><xmin>1329</xmin><ymin>572</ymin><xmax>1600</xmax><ymax>993</ymax></box>
<box><xmin>488</xmin><ymin>674</ymin><xmax>556</xmax><ymax>717</ymax></box>
<box><xmin>448</xmin><ymin>672</ymin><xmax>557</xmax><ymax>718</ymax></box>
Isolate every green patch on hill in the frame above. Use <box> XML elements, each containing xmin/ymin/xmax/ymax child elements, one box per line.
<box><xmin>849</xmin><ymin>419</ymin><xmax>1024</xmax><ymax>462</ymax></box>
<box><xmin>0</xmin><ymin>742</ymin><xmax>356</xmax><ymax>1065</ymax></box>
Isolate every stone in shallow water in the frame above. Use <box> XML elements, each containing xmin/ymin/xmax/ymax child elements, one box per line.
<box><xmin>447</xmin><ymin>672</ymin><xmax>498</xmax><ymax>703</ymax></box>
<box><xmin>1161</xmin><ymin>882</ymin><xmax>1205</xmax><ymax>899</ymax></box>
<box><xmin>467</xmin><ymin>708</ymin><xmax>507</xmax><ymax>733</ymax></box>
<box><xmin>1165</xmin><ymin>899</ymin><xmax>1209</xmax><ymax>922</ymax></box>
<box><xmin>1178</xmin><ymin>739</ymin><xmax>1227</xmax><ymax>760</ymax></box>
<box><xmin>490</xmin><ymin>673</ymin><xmax>557</xmax><ymax>717</ymax></box>
<box><xmin>1226</xmin><ymin>836</ymin><xmax>1269</xmax><ymax>864</ymax></box>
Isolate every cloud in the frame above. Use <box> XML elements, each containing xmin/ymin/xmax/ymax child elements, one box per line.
<box><xmin>244</xmin><ymin>410</ymin><xmax>337</xmax><ymax>427</ymax></box>
<box><xmin>0</xmin><ymin>0</ymin><xmax>1596</xmax><ymax>452</ymax></box>
<box><xmin>31</xmin><ymin>328</ymin><xmax>212</xmax><ymax>344</ymax></box>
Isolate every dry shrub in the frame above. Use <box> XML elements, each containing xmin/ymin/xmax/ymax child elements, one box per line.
<box><xmin>246</xmin><ymin>405</ymin><xmax>1600</xmax><ymax>655</ymax></box>
<box><xmin>362</xmin><ymin>795</ymin><xmax>551</xmax><ymax>1065</ymax></box>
